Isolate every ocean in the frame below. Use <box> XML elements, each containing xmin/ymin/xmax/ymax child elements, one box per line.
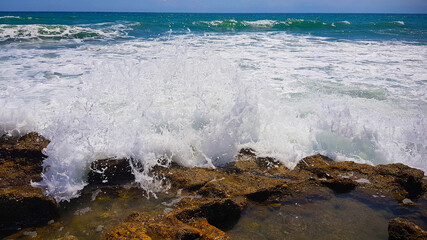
<box><xmin>0</xmin><ymin>12</ymin><xmax>426</xmax><ymax>201</ymax></box>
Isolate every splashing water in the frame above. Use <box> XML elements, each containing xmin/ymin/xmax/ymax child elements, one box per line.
<box><xmin>0</xmin><ymin>14</ymin><xmax>426</xmax><ymax>201</ymax></box>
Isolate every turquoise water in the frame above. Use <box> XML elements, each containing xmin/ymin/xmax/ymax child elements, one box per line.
<box><xmin>1</xmin><ymin>13</ymin><xmax>426</xmax><ymax>43</ymax></box>
<box><xmin>0</xmin><ymin>12</ymin><xmax>426</xmax><ymax>201</ymax></box>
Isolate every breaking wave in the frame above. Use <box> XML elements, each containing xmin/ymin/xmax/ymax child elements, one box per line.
<box><xmin>0</xmin><ymin>23</ymin><xmax>130</xmax><ymax>42</ymax></box>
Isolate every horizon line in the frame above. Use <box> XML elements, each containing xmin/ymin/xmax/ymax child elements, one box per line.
<box><xmin>1</xmin><ymin>11</ymin><xmax>426</xmax><ymax>14</ymax></box>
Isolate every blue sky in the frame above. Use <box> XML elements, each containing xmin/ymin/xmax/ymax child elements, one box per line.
<box><xmin>1</xmin><ymin>0</ymin><xmax>426</xmax><ymax>13</ymax></box>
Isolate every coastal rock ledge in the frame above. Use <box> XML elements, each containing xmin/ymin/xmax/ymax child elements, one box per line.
<box><xmin>0</xmin><ymin>133</ymin><xmax>58</xmax><ymax>234</ymax></box>
<box><xmin>388</xmin><ymin>218</ymin><xmax>427</xmax><ymax>240</ymax></box>
<box><xmin>1</xmin><ymin>133</ymin><xmax>426</xmax><ymax>239</ymax></box>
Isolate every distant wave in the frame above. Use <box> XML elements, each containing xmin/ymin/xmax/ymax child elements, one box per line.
<box><xmin>0</xmin><ymin>16</ymin><xmax>33</xmax><ymax>20</ymax></box>
<box><xmin>0</xmin><ymin>23</ymin><xmax>130</xmax><ymax>42</ymax></box>
<box><xmin>243</xmin><ymin>20</ymin><xmax>279</xmax><ymax>27</ymax></box>
<box><xmin>0</xmin><ymin>16</ymin><xmax>21</xmax><ymax>19</ymax></box>
<box><xmin>195</xmin><ymin>19</ymin><xmax>338</xmax><ymax>30</ymax></box>
<box><xmin>368</xmin><ymin>21</ymin><xmax>406</xmax><ymax>27</ymax></box>
<box><xmin>193</xmin><ymin>19</ymin><xmax>413</xmax><ymax>32</ymax></box>
<box><xmin>392</xmin><ymin>21</ymin><xmax>405</xmax><ymax>25</ymax></box>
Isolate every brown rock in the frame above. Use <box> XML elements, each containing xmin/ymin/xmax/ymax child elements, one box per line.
<box><xmin>104</xmin><ymin>211</ymin><xmax>229</xmax><ymax>240</ymax></box>
<box><xmin>167</xmin><ymin>168</ymin><xmax>224</xmax><ymax>191</ymax></box>
<box><xmin>104</xmin><ymin>150</ymin><xmax>427</xmax><ymax>239</ymax></box>
<box><xmin>320</xmin><ymin>178</ymin><xmax>357</xmax><ymax>193</ymax></box>
<box><xmin>55</xmin><ymin>236</ymin><xmax>79</xmax><ymax>240</ymax></box>
<box><xmin>88</xmin><ymin>158</ymin><xmax>135</xmax><ymax>185</ymax></box>
<box><xmin>295</xmin><ymin>154</ymin><xmax>426</xmax><ymax>201</ymax></box>
<box><xmin>388</xmin><ymin>217</ymin><xmax>427</xmax><ymax>240</ymax></box>
<box><xmin>376</xmin><ymin>164</ymin><xmax>425</xmax><ymax>199</ymax></box>
<box><xmin>0</xmin><ymin>133</ymin><xmax>58</xmax><ymax>231</ymax></box>
<box><xmin>173</xmin><ymin>197</ymin><xmax>242</xmax><ymax>231</ymax></box>
<box><xmin>226</xmin><ymin>148</ymin><xmax>288</xmax><ymax>175</ymax></box>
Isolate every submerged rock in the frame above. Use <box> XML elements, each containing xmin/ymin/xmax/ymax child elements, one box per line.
<box><xmin>320</xmin><ymin>178</ymin><xmax>357</xmax><ymax>193</ymax></box>
<box><xmin>104</xmin><ymin>211</ymin><xmax>229</xmax><ymax>240</ymax></box>
<box><xmin>388</xmin><ymin>217</ymin><xmax>427</xmax><ymax>240</ymax></box>
<box><xmin>0</xmin><ymin>133</ymin><xmax>58</xmax><ymax>233</ymax></box>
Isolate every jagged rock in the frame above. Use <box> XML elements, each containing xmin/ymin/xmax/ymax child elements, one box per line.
<box><xmin>376</xmin><ymin>164</ymin><xmax>425</xmax><ymax>200</ymax></box>
<box><xmin>295</xmin><ymin>154</ymin><xmax>426</xmax><ymax>201</ymax></box>
<box><xmin>0</xmin><ymin>133</ymin><xmax>58</xmax><ymax>231</ymax></box>
<box><xmin>320</xmin><ymin>178</ymin><xmax>357</xmax><ymax>193</ymax></box>
<box><xmin>167</xmin><ymin>168</ymin><xmax>224</xmax><ymax>191</ymax></box>
<box><xmin>0</xmin><ymin>132</ymin><xmax>50</xmax><ymax>188</ymax></box>
<box><xmin>388</xmin><ymin>217</ymin><xmax>427</xmax><ymax>240</ymax></box>
<box><xmin>173</xmin><ymin>197</ymin><xmax>243</xmax><ymax>231</ymax></box>
<box><xmin>226</xmin><ymin>148</ymin><xmax>288</xmax><ymax>175</ymax></box>
<box><xmin>0</xmin><ymin>186</ymin><xmax>58</xmax><ymax>230</ymax></box>
<box><xmin>104</xmin><ymin>211</ymin><xmax>229</xmax><ymax>240</ymax></box>
<box><xmin>88</xmin><ymin>158</ymin><xmax>134</xmax><ymax>185</ymax></box>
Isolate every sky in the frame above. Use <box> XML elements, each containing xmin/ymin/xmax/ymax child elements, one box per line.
<box><xmin>0</xmin><ymin>0</ymin><xmax>426</xmax><ymax>13</ymax></box>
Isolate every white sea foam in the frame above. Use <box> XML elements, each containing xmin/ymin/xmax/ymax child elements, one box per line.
<box><xmin>340</xmin><ymin>21</ymin><xmax>351</xmax><ymax>25</ymax></box>
<box><xmin>280</xmin><ymin>19</ymin><xmax>318</xmax><ymax>25</ymax></box>
<box><xmin>0</xmin><ymin>16</ymin><xmax>22</xmax><ymax>19</ymax></box>
<box><xmin>1</xmin><ymin>32</ymin><xmax>426</xmax><ymax>201</ymax></box>
<box><xmin>0</xmin><ymin>24</ymin><xmax>129</xmax><ymax>41</ymax></box>
<box><xmin>393</xmin><ymin>21</ymin><xmax>405</xmax><ymax>25</ymax></box>
<box><xmin>243</xmin><ymin>20</ymin><xmax>277</xmax><ymax>27</ymax></box>
<box><xmin>199</xmin><ymin>19</ymin><xmax>238</xmax><ymax>26</ymax></box>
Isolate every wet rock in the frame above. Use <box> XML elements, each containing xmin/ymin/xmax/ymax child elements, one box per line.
<box><xmin>0</xmin><ymin>132</ymin><xmax>50</xmax><ymax>188</ymax></box>
<box><xmin>227</xmin><ymin>149</ymin><xmax>288</xmax><ymax>175</ymax></box>
<box><xmin>388</xmin><ymin>217</ymin><xmax>427</xmax><ymax>240</ymax></box>
<box><xmin>0</xmin><ymin>186</ymin><xmax>58</xmax><ymax>229</ymax></box>
<box><xmin>173</xmin><ymin>197</ymin><xmax>242</xmax><ymax>231</ymax></box>
<box><xmin>0</xmin><ymin>133</ymin><xmax>58</xmax><ymax>232</ymax></box>
<box><xmin>88</xmin><ymin>158</ymin><xmax>134</xmax><ymax>185</ymax></box>
<box><xmin>320</xmin><ymin>178</ymin><xmax>357</xmax><ymax>194</ymax></box>
<box><xmin>166</xmin><ymin>157</ymin><xmax>290</xmax><ymax>204</ymax></box>
<box><xmin>296</xmin><ymin>154</ymin><xmax>375</xmax><ymax>178</ymax></box>
<box><xmin>295</xmin><ymin>154</ymin><xmax>426</xmax><ymax>201</ymax></box>
<box><xmin>0</xmin><ymin>132</ymin><xmax>49</xmax><ymax>161</ymax></box>
<box><xmin>376</xmin><ymin>164</ymin><xmax>425</xmax><ymax>200</ymax></box>
<box><xmin>196</xmin><ymin>172</ymin><xmax>288</xmax><ymax>202</ymax></box>
<box><xmin>55</xmin><ymin>236</ymin><xmax>79</xmax><ymax>240</ymax></box>
<box><xmin>167</xmin><ymin>168</ymin><xmax>225</xmax><ymax>191</ymax></box>
<box><xmin>104</xmin><ymin>211</ymin><xmax>229</xmax><ymax>240</ymax></box>
<box><xmin>402</xmin><ymin>198</ymin><xmax>414</xmax><ymax>205</ymax></box>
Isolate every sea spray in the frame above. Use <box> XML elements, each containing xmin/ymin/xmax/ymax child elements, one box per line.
<box><xmin>29</xmin><ymin>39</ymin><xmax>258</xmax><ymax>201</ymax></box>
<box><xmin>0</xmin><ymin>13</ymin><xmax>426</xmax><ymax>201</ymax></box>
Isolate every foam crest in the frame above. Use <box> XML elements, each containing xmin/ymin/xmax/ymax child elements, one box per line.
<box><xmin>0</xmin><ymin>16</ymin><xmax>22</xmax><ymax>19</ymax></box>
<box><xmin>243</xmin><ymin>20</ymin><xmax>278</xmax><ymax>27</ymax></box>
<box><xmin>393</xmin><ymin>21</ymin><xmax>405</xmax><ymax>25</ymax></box>
<box><xmin>0</xmin><ymin>24</ymin><xmax>129</xmax><ymax>42</ymax></box>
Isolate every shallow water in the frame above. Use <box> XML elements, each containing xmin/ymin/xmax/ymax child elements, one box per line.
<box><xmin>5</xmin><ymin>190</ymin><xmax>426</xmax><ymax>239</ymax></box>
<box><xmin>228</xmin><ymin>192</ymin><xmax>427</xmax><ymax>240</ymax></box>
<box><xmin>3</xmin><ymin>187</ymin><xmax>171</xmax><ymax>240</ymax></box>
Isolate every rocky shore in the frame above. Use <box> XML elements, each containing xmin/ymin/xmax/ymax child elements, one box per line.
<box><xmin>1</xmin><ymin>133</ymin><xmax>426</xmax><ymax>239</ymax></box>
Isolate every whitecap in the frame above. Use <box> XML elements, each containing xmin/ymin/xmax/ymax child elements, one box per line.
<box><xmin>392</xmin><ymin>21</ymin><xmax>405</xmax><ymax>25</ymax></box>
<box><xmin>242</xmin><ymin>20</ymin><xmax>277</xmax><ymax>27</ymax></box>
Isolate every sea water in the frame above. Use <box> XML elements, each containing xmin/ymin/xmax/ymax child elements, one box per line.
<box><xmin>0</xmin><ymin>13</ymin><xmax>426</xmax><ymax>201</ymax></box>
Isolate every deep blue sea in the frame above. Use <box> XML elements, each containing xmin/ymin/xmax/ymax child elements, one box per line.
<box><xmin>0</xmin><ymin>12</ymin><xmax>426</xmax><ymax>201</ymax></box>
<box><xmin>1</xmin><ymin>13</ymin><xmax>426</xmax><ymax>42</ymax></box>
